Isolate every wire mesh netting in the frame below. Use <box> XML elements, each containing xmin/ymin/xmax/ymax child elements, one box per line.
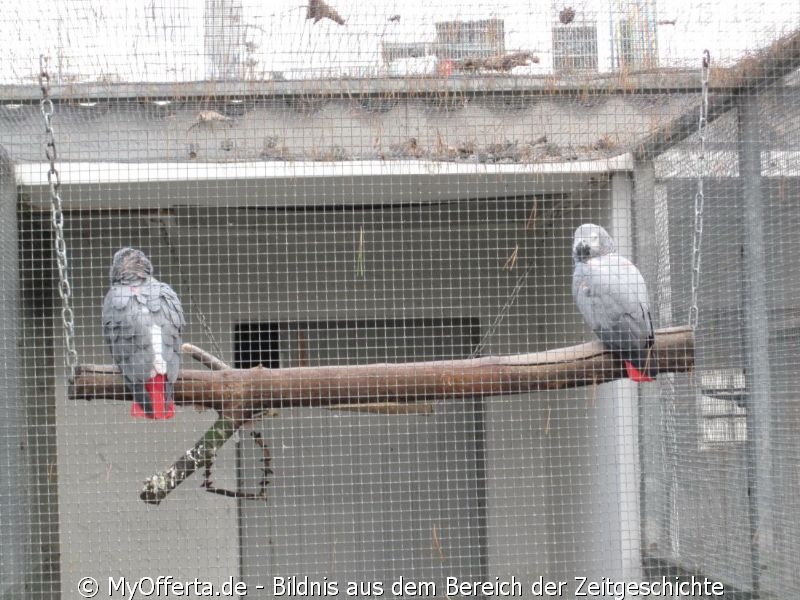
<box><xmin>1</xmin><ymin>1</ymin><xmax>800</xmax><ymax>599</ymax></box>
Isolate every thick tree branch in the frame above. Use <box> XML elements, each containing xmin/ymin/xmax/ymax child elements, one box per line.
<box><xmin>140</xmin><ymin>416</ymin><xmax>237</xmax><ymax>505</ymax></box>
<box><xmin>89</xmin><ymin>326</ymin><xmax>692</xmax><ymax>505</ymax></box>
<box><xmin>72</xmin><ymin>327</ymin><xmax>693</xmax><ymax>418</ymax></box>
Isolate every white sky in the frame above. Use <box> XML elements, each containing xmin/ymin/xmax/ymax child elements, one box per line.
<box><xmin>1</xmin><ymin>0</ymin><xmax>799</xmax><ymax>84</ymax></box>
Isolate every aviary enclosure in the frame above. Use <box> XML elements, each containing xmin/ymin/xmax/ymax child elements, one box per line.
<box><xmin>0</xmin><ymin>1</ymin><xmax>798</xmax><ymax>598</ymax></box>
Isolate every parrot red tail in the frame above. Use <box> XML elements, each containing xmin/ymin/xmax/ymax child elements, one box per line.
<box><xmin>131</xmin><ymin>374</ymin><xmax>175</xmax><ymax>420</ymax></box>
<box><xmin>625</xmin><ymin>361</ymin><xmax>656</xmax><ymax>383</ymax></box>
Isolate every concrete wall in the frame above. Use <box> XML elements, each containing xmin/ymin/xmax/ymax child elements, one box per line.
<box><xmin>17</xmin><ymin>210</ymin><xmax>62</xmax><ymax>599</ymax></box>
<box><xmin>0</xmin><ymin>147</ymin><xmax>28</xmax><ymax>598</ymax></box>
<box><xmin>0</xmin><ymin>95</ymin><xmax>695</xmax><ymax>165</ymax></box>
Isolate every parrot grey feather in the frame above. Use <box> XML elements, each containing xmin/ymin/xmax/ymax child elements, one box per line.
<box><xmin>571</xmin><ymin>224</ymin><xmax>657</xmax><ymax>377</ymax></box>
<box><xmin>102</xmin><ymin>248</ymin><xmax>185</xmax><ymax>415</ymax></box>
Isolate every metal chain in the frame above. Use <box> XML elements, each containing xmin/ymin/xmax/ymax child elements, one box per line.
<box><xmin>688</xmin><ymin>50</ymin><xmax>710</xmax><ymax>331</ymax></box>
<box><xmin>39</xmin><ymin>56</ymin><xmax>79</xmax><ymax>381</ymax></box>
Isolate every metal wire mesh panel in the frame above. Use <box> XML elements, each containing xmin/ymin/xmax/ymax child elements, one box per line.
<box><xmin>2</xmin><ymin>1</ymin><xmax>800</xmax><ymax>599</ymax></box>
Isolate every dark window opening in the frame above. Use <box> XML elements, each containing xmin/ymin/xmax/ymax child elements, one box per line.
<box><xmin>234</xmin><ymin>323</ymin><xmax>281</xmax><ymax>369</ymax></box>
<box><xmin>234</xmin><ymin>317</ymin><xmax>481</xmax><ymax>369</ymax></box>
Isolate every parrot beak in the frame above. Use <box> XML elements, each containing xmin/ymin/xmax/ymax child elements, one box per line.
<box><xmin>574</xmin><ymin>241</ymin><xmax>591</xmax><ymax>261</ymax></box>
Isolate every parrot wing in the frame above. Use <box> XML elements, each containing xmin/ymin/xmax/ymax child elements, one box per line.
<box><xmin>573</xmin><ymin>253</ymin><xmax>656</xmax><ymax>378</ymax></box>
<box><xmin>103</xmin><ymin>284</ymin><xmax>154</xmax><ymax>386</ymax></box>
<box><xmin>102</xmin><ymin>278</ymin><xmax>185</xmax><ymax>417</ymax></box>
<box><xmin>140</xmin><ymin>279</ymin><xmax>185</xmax><ymax>384</ymax></box>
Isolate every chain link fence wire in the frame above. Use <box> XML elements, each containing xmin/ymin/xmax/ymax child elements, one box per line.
<box><xmin>1</xmin><ymin>1</ymin><xmax>800</xmax><ymax>598</ymax></box>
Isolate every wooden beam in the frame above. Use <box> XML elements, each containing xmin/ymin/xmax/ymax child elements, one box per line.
<box><xmin>72</xmin><ymin>327</ymin><xmax>693</xmax><ymax>421</ymax></box>
<box><xmin>126</xmin><ymin>326</ymin><xmax>693</xmax><ymax>505</ymax></box>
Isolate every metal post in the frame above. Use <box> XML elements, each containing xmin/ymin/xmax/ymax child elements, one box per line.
<box><xmin>598</xmin><ymin>171</ymin><xmax>642</xmax><ymax>579</ymax></box>
<box><xmin>738</xmin><ymin>93</ymin><xmax>772</xmax><ymax>596</ymax></box>
<box><xmin>631</xmin><ymin>161</ymin><xmax>667</xmax><ymax>563</ymax></box>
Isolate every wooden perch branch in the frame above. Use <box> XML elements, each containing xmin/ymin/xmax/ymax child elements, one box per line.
<box><xmin>72</xmin><ymin>327</ymin><xmax>693</xmax><ymax>417</ymax></box>
<box><xmin>181</xmin><ymin>343</ymin><xmax>230</xmax><ymax>371</ymax></box>
<box><xmin>80</xmin><ymin>327</ymin><xmax>692</xmax><ymax>505</ymax></box>
<box><xmin>140</xmin><ymin>416</ymin><xmax>237</xmax><ymax>505</ymax></box>
<box><xmin>140</xmin><ymin>349</ymin><xmax>243</xmax><ymax>505</ymax></box>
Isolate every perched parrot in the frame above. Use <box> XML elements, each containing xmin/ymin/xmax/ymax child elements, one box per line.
<box><xmin>102</xmin><ymin>248</ymin><xmax>185</xmax><ymax>419</ymax></box>
<box><xmin>572</xmin><ymin>224</ymin><xmax>657</xmax><ymax>382</ymax></box>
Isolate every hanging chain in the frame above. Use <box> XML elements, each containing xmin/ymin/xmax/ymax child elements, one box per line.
<box><xmin>39</xmin><ymin>56</ymin><xmax>79</xmax><ymax>380</ymax></box>
<box><xmin>688</xmin><ymin>50</ymin><xmax>710</xmax><ymax>331</ymax></box>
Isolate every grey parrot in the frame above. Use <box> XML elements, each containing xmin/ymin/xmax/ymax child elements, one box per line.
<box><xmin>102</xmin><ymin>248</ymin><xmax>185</xmax><ymax>419</ymax></box>
<box><xmin>572</xmin><ymin>224</ymin><xmax>657</xmax><ymax>382</ymax></box>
